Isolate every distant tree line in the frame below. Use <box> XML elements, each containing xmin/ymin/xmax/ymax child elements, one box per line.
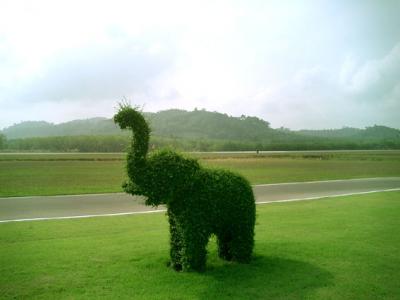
<box><xmin>0</xmin><ymin>133</ymin><xmax>6</xmax><ymax>150</ymax></box>
<box><xmin>2</xmin><ymin>134</ymin><xmax>400</xmax><ymax>152</ymax></box>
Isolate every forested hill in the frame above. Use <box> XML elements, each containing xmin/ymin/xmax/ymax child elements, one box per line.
<box><xmin>2</xmin><ymin>109</ymin><xmax>278</xmax><ymax>141</ymax></box>
<box><xmin>146</xmin><ymin>109</ymin><xmax>277</xmax><ymax>141</ymax></box>
<box><xmin>2</xmin><ymin>118</ymin><xmax>116</xmax><ymax>139</ymax></box>
<box><xmin>1</xmin><ymin>109</ymin><xmax>400</xmax><ymax>151</ymax></box>
<box><xmin>298</xmin><ymin>126</ymin><xmax>400</xmax><ymax>140</ymax></box>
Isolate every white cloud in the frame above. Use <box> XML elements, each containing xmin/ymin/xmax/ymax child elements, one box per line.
<box><xmin>252</xmin><ymin>43</ymin><xmax>400</xmax><ymax>129</ymax></box>
<box><xmin>1</xmin><ymin>0</ymin><xmax>400</xmax><ymax>130</ymax></box>
<box><xmin>251</xmin><ymin>67</ymin><xmax>345</xmax><ymax>129</ymax></box>
<box><xmin>6</xmin><ymin>39</ymin><xmax>176</xmax><ymax>103</ymax></box>
<box><xmin>343</xmin><ymin>43</ymin><xmax>400</xmax><ymax>96</ymax></box>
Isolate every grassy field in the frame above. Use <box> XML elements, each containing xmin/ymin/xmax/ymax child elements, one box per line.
<box><xmin>1</xmin><ymin>151</ymin><xmax>400</xmax><ymax>197</ymax></box>
<box><xmin>1</xmin><ymin>191</ymin><xmax>399</xmax><ymax>299</ymax></box>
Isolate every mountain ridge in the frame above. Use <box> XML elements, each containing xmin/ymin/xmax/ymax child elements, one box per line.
<box><xmin>2</xmin><ymin>109</ymin><xmax>400</xmax><ymax>143</ymax></box>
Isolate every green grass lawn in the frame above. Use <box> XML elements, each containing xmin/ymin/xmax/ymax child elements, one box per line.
<box><xmin>0</xmin><ymin>160</ymin><xmax>125</xmax><ymax>196</ymax></box>
<box><xmin>1</xmin><ymin>191</ymin><xmax>399</xmax><ymax>299</ymax></box>
<box><xmin>202</xmin><ymin>156</ymin><xmax>400</xmax><ymax>184</ymax></box>
<box><xmin>1</xmin><ymin>151</ymin><xmax>400</xmax><ymax>197</ymax></box>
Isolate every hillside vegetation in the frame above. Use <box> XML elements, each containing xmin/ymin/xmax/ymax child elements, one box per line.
<box><xmin>1</xmin><ymin>109</ymin><xmax>399</xmax><ymax>151</ymax></box>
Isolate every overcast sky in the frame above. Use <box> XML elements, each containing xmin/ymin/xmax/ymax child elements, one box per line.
<box><xmin>1</xmin><ymin>0</ymin><xmax>399</xmax><ymax>130</ymax></box>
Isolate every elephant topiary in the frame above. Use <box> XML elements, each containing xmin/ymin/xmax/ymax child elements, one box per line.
<box><xmin>114</xmin><ymin>104</ymin><xmax>256</xmax><ymax>271</ymax></box>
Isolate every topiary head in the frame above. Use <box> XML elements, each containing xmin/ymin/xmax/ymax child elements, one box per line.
<box><xmin>113</xmin><ymin>104</ymin><xmax>143</xmax><ymax>130</ymax></box>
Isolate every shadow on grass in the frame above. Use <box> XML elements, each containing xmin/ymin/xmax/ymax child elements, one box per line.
<box><xmin>197</xmin><ymin>255</ymin><xmax>333</xmax><ymax>299</ymax></box>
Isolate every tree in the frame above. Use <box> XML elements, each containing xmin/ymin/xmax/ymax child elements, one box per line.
<box><xmin>0</xmin><ymin>133</ymin><xmax>6</xmax><ymax>150</ymax></box>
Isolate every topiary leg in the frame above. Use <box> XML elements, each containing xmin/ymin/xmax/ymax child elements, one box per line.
<box><xmin>168</xmin><ymin>213</ymin><xmax>184</xmax><ymax>271</ymax></box>
<box><xmin>217</xmin><ymin>231</ymin><xmax>233</xmax><ymax>261</ymax></box>
<box><xmin>181</xmin><ymin>227</ymin><xmax>209</xmax><ymax>272</ymax></box>
<box><xmin>230</xmin><ymin>224</ymin><xmax>254</xmax><ymax>263</ymax></box>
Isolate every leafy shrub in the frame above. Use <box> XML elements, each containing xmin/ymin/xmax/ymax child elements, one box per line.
<box><xmin>114</xmin><ymin>105</ymin><xmax>256</xmax><ymax>271</ymax></box>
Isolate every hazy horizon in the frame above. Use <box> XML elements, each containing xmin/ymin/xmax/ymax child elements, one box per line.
<box><xmin>1</xmin><ymin>0</ymin><xmax>399</xmax><ymax>130</ymax></box>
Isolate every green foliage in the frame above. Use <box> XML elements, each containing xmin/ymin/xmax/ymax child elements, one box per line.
<box><xmin>147</xmin><ymin>109</ymin><xmax>272</xmax><ymax>141</ymax></box>
<box><xmin>5</xmin><ymin>133</ymin><xmax>400</xmax><ymax>152</ymax></box>
<box><xmin>114</xmin><ymin>105</ymin><xmax>256</xmax><ymax>271</ymax></box>
<box><xmin>0</xmin><ymin>133</ymin><xmax>5</xmax><ymax>149</ymax></box>
<box><xmin>2</xmin><ymin>118</ymin><xmax>118</xmax><ymax>139</ymax></box>
<box><xmin>113</xmin><ymin>104</ymin><xmax>150</xmax><ymax>192</ymax></box>
<box><xmin>3</xmin><ymin>109</ymin><xmax>400</xmax><ymax>152</ymax></box>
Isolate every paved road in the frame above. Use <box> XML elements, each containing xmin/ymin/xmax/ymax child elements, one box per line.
<box><xmin>1</xmin><ymin>177</ymin><xmax>399</xmax><ymax>222</ymax></box>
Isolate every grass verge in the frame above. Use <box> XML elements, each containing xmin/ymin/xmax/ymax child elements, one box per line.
<box><xmin>1</xmin><ymin>191</ymin><xmax>399</xmax><ymax>299</ymax></box>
